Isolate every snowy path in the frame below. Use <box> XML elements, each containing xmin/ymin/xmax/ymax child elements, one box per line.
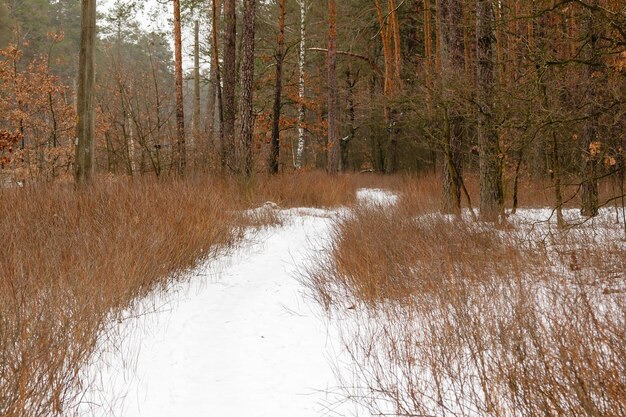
<box><xmin>78</xmin><ymin>207</ymin><xmax>362</xmax><ymax>417</ymax></box>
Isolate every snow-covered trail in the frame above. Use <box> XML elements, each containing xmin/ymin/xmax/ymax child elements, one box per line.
<box><xmin>78</xmin><ymin>207</ymin><xmax>360</xmax><ymax>417</ymax></box>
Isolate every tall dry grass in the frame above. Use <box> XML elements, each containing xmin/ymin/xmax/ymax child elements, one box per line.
<box><xmin>0</xmin><ymin>177</ymin><xmax>243</xmax><ymax>417</ymax></box>
<box><xmin>306</xmin><ymin>180</ymin><xmax>626</xmax><ymax>417</ymax></box>
<box><xmin>0</xmin><ymin>171</ymin><xmax>368</xmax><ymax>417</ymax></box>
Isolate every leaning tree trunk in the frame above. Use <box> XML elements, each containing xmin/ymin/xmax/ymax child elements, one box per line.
<box><xmin>268</xmin><ymin>0</ymin><xmax>285</xmax><ymax>174</ymax></box>
<box><xmin>476</xmin><ymin>0</ymin><xmax>503</xmax><ymax>221</ymax></box>
<box><xmin>438</xmin><ymin>0</ymin><xmax>465</xmax><ymax>213</ymax></box>
<box><xmin>222</xmin><ymin>0</ymin><xmax>237</xmax><ymax>171</ymax></box>
<box><xmin>75</xmin><ymin>0</ymin><xmax>97</xmax><ymax>184</ymax></box>
<box><xmin>295</xmin><ymin>0</ymin><xmax>307</xmax><ymax>169</ymax></box>
<box><xmin>173</xmin><ymin>0</ymin><xmax>186</xmax><ymax>175</ymax></box>
<box><xmin>327</xmin><ymin>0</ymin><xmax>340</xmax><ymax>175</ymax></box>
<box><xmin>239</xmin><ymin>0</ymin><xmax>256</xmax><ymax>176</ymax></box>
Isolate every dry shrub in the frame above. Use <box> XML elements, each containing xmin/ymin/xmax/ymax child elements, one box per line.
<box><xmin>0</xmin><ymin>170</ymin><xmax>371</xmax><ymax>417</ymax></box>
<box><xmin>308</xmin><ymin>196</ymin><xmax>626</xmax><ymax>417</ymax></box>
<box><xmin>0</xmin><ymin>177</ymin><xmax>242</xmax><ymax>417</ymax></box>
<box><xmin>237</xmin><ymin>171</ymin><xmax>358</xmax><ymax>209</ymax></box>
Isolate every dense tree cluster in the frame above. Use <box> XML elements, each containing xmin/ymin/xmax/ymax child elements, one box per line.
<box><xmin>0</xmin><ymin>0</ymin><xmax>624</xmax><ymax>217</ymax></box>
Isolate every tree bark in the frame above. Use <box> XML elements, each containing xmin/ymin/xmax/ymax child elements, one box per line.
<box><xmin>374</xmin><ymin>0</ymin><xmax>400</xmax><ymax>173</ymax></box>
<box><xmin>222</xmin><ymin>0</ymin><xmax>237</xmax><ymax>171</ymax></box>
<box><xmin>75</xmin><ymin>0</ymin><xmax>96</xmax><ymax>184</ymax></box>
<box><xmin>327</xmin><ymin>0</ymin><xmax>340</xmax><ymax>175</ymax></box>
<box><xmin>210</xmin><ymin>0</ymin><xmax>225</xmax><ymax>169</ymax></box>
<box><xmin>192</xmin><ymin>19</ymin><xmax>201</xmax><ymax>159</ymax></box>
<box><xmin>239</xmin><ymin>0</ymin><xmax>256</xmax><ymax>177</ymax></box>
<box><xmin>438</xmin><ymin>0</ymin><xmax>465</xmax><ymax>213</ymax></box>
<box><xmin>476</xmin><ymin>0</ymin><xmax>503</xmax><ymax>220</ymax></box>
<box><xmin>581</xmin><ymin>0</ymin><xmax>602</xmax><ymax>217</ymax></box>
<box><xmin>268</xmin><ymin>0</ymin><xmax>285</xmax><ymax>174</ymax></box>
<box><xmin>173</xmin><ymin>0</ymin><xmax>186</xmax><ymax>175</ymax></box>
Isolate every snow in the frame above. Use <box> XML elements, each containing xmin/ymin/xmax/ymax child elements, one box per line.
<box><xmin>356</xmin><ymin>188</ymin><xmax>398</xmax><ymax>207</ymax></box>
<box><xmin>75</xmin><ymin>189</ymin><xmax>394</xmax><ymax>417</ymax></box>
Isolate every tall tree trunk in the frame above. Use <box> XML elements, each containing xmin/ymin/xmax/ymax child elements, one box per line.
<box><xmin>581</xmin><ymin>0</ymin><xmax>602</xmax><ymax>217</ymax></box>
<box><xmin>192</xmin><ymin>19</ymin><xmax>201</xmax><ymax>162</ymax></box>
<box><xmin>387</xmin><ymin>0</ymin><xmax>402</xmax><ymax>173</ymax></box>
<box><xmin>223</xmin><ymin>0</ymin><xmax>237</xmax><ymax>171</ymax></box>
<box><xmin>341</xmin><ymin>67</ymin><xmax>357</xmax><ymax>171</ymax></box>
<box><xmin>268</xmin><ymin>0</ymin><xmax>285</xmax><ymax>174</ymax></box>
<box><xmin>423</xmin><ymin>0</ymin><xmax>433</xmax><ymax>76</ymax></box>
<box><xmin>206</xmin><ymin>45</ymin><xmax>216</xmax><ymax>145</ymax></box>
<box><xmin>295</xmin><ymin>0</ymin><xmax>307</xmax><ymax>169</ymax></box>
<box><xmin>438</xmin><ymin>0</ymin><xmax>465</xmax><ymax>213</ymax></box>
<box><xmin>75</xmin><ymin>0</ymin><xmax>96</xmax><ymax>184</ymax></box>
<box><xmin>374</xmin><ymin>0</ymin><xmax>400</xmax><ymax>173</ymax></box>
<box><xmin>173</xmin><ymin>0</ymin><xmax>186</xmax><ymax>175</ymax></box>
<box><xmin>239</xmin><ymin>0</ymin><xmax>256</xmax><ymax>176</ymax></box>
<box><xmin>476</xmin><ymin>0</ymin><xmax>503</xmax><ymax>220</ymax></box>
<box><xmin>211</xmin><ymin>0</ymin><xmax>225</xmax><ymax>169</ymax></box>
<box><xmin>327</xmin><ymin>0</ymin><xmax>340</xmax><ymax>175</ymax></box>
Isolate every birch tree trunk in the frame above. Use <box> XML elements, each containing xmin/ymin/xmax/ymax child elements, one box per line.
<box><xmin>173</xmin><ymin>0</ymin><xmax>186</xmax><ymax>175</ymax></box>
<box><xmin>327</xmin><ymin>0</ymin><xmax>340</xmax><ymax>175</ymax></box>
<box><xmin>239</xmin><ymin>0</ymin><xmax>256</xmax><ymax>176</ymax></box>
<box><xmin>476</xmin><ymin>0</ymin><xmax>503</xmax><ymax>220</ymax></box>
<box><xmin>268</xmin><ymin>0</ymin><xmax>285</xmax><ymax>174</ymax></box>
<box><xmin>75</xmin><ymin>0</ymin><xmax>97</xmax><ymax>184</ymax></box>
<box><xmin>295</xmin><ymin>0</ymin><xmax>307</xmax><ymax>169</ymax></box>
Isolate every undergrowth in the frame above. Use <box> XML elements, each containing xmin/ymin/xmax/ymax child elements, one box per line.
<box><xmin>306</xmin><ymin>179</ymin><xmax>626</xmax><ymax>417</ymax></box>
<box><xmin>0</xmin><ymin>172</ymin><xmax>364</xmax><ymax>417</ymax></box>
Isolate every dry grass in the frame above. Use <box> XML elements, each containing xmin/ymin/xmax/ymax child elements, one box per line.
<box><xmin>0</xmin><ymin>171</ymin><xmax>370</xmax><ymax>417</ymax></box>
<box><xmin>235</xmin><ymin>171</ymin><xmax>359</xmax><ymax>209</ymax></box>
<box><xmin>0</xmin><ymin>177</ymin><xmax>242</xmax><ymax>417</ymax></box>
<box><xmin>306</xmin><ymin>181</ymin><xmax>626</xmax><ymax>417</ymax></box>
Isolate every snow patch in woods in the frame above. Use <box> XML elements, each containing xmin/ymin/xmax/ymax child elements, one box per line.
<box><xmin>356</xmin><ymin>188</ymin><xmax>398</xmax><ymax>206</ymax></box>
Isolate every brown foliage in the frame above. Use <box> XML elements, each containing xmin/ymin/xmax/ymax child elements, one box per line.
<box><xmin>0</xmin><ymin>45</ymin><xmax>75</xmax><ymax>182</ymax></box>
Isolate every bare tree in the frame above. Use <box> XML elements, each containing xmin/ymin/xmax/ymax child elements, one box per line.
<box><xmin>210</xmin><ymin>0</ymin><xmax>225</xmax><ymax>169</ymax></box>
<box><xmin>173</xmin><ymin>0</ymin><xmax>186</xmax><ymax>175</ymax></box>
<box><xmin>268</xmin><ymin>0</ymin><xmax>286</xmax><ymax>174</ymax></box>
<box><xmin>438</xmin><ymin>0</ymin><xmax>465</xmax><ymax>213</ymax></box>
<box><xmin>192</xmin><ymin>19</ymin><xmax>201</xmax><ymax>159</ymax></box>
<box><xmin>75</xmin><ymin>0</ymin><xmax>97</xmax><ymax>183</ymax></box>
<box><xmin>476</xmin><ymin>0</ymin><xmax>503</xmax><ymax>220</ymax></box>
<box><xmin>239</xmin><ymin>0</ymin><xmax>256</xmax><ymax>176</ymax></box>
<box><xmin>222</xmin><ymin>0</ymin><xmax>236</xmax><ymax>171</ymax></box>
<box><xmin>295</xmin><ymin>0</ymin><xmax>307</xmax><ymax>170</ymax></box>
<box><xmin>327</xmin><ymin>0</ymin><xmax>339</xmax><ymax>175</ymax></box>
<box><xmin>581</xmin><ymin>0</ymin><xmax>603</xmax><ymax>217</ymax></box>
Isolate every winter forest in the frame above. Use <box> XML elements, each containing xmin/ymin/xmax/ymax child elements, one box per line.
<box><xmin>1</xmin><ymin>0</ymin><xmax>625</xmax><ymax>416</ymax></box>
